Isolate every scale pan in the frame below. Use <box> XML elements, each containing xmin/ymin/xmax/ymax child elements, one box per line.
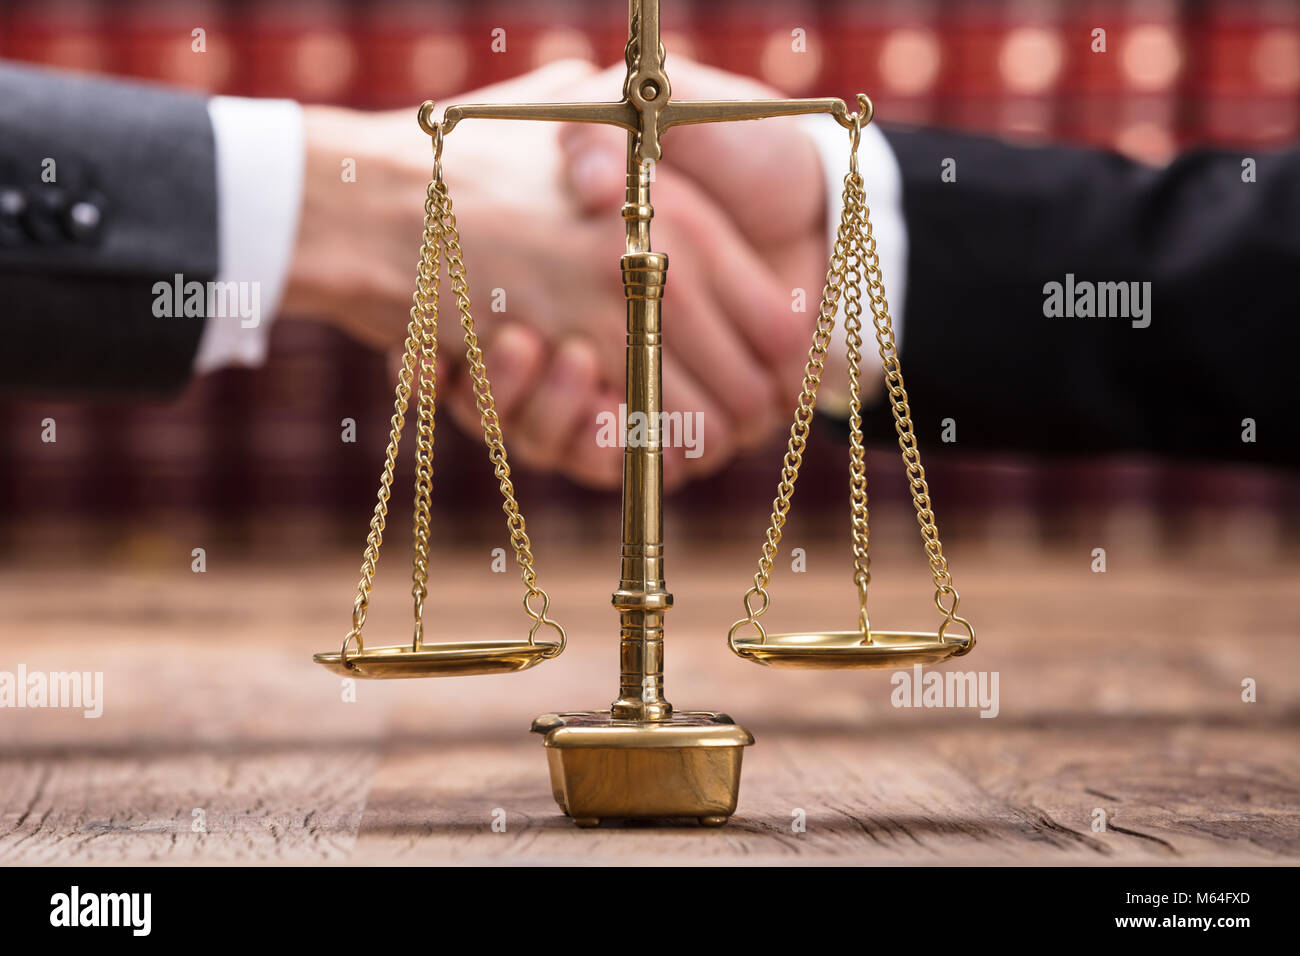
<box><xmin>313</xmin><ymin>640</ymin><xmax>555</xmax><ymax>679</ymax></box>
<box><xmin>734</xmin><ymin>629</ymin><xmax>970</xmax><ymax>670</ymax></box>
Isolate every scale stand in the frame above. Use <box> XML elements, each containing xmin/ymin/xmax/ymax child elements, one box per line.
<box><xmin>314</xmin><ymin>0</ymin><xmax>974</xmax><ymax>828</ymax></box>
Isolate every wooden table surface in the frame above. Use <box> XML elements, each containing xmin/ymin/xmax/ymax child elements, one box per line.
<box><xmin>2</xmin><ymin>522</ymin><xmax>1297</xmax><ymax>866</ymax></box>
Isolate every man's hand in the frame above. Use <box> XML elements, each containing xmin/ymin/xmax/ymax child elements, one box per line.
<box><xmin>283</xmin><ymin>58</ymin><xmax>831</xmax><ymax>490</ymax></box>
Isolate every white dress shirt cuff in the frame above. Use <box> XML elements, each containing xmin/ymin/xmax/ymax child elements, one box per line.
<box><xmin>193</xmin><ymin>96</ymin><xmax>304</xmax><ymax>374</ymax></box>
<box><xmin>799</xmin><ymin>115</ymin><xmax>908</xmax><ymax>416</ymax></box>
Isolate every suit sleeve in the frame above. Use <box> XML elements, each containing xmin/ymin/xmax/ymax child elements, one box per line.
<box><xmin>0</xmin><ymin>62</ymin><xmax>216</xmax><ymax>398</ymax></box>
<box><xmin>873</xmin><ymin>124</ymin><xmax>1300</xmax><ymax>468</ymax></box>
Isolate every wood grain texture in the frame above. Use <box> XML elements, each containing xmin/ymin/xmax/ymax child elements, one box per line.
<box><xmin>1</xmin><ymin>525</ymin><xmax>1296</xmax><ymax>865</ymax></box>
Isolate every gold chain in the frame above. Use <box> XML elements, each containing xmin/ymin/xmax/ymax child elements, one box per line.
<box><xmin>341</xmin><ymin>170</ymin><xmax>565</xmax><ymax>665</ymax></box>
<box><xmin>411</xmin><ymin>179</ymin><xmax>441</xmax><ymax>651</ymax></box>
<box><xmin>725</xmin><ymin>174</ymin><xmax>857</xmax><ymax>654</ymax></box>
<box><xmin>728</xmin><ymin>115</ymin><xmax>974</xmax><ymax>657</ymax></box>
<box><xmin>437</xmin><ymin>181</ymin><xmax>566</xmax><ymax>653</ymax></box>
<box><xmin>843</xmin><ymin>188</ymin><xmax>870</xmax><ymax>634</ymax></box>
<box><xmin>849</xmin><ymin>172</ymin><xmax>974</xmax><ymax>653</ymax></box>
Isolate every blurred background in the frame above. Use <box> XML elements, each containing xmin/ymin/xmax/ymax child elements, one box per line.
<box><xmin>0</xmin><ymin>0</ymin><xmax>1296</xmax><ymax>567</ymax></box>
<box><xmin>2</xmin><ymin>0</ymin><xmax>1297</xmax><ymax>869</ymax></box>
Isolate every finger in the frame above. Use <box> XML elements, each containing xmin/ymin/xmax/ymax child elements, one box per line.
<box><xmin>660</xmin><ymin>355</ymin><xmax>731</xmax><ymax>491</ymax></box>
<box><xmin>562</xmin><ymin>385</ymin><xmax>625</xmax><ymax>490</ymax></box>
<box><xmin>441</xmin><ymin>322</ymin><xmax>540</xmax><ymax>431</ymax></box>
<box><xmin>658</xmin><ymin>235</ymin><xmax>778</xmax><ymax>446</ymax></box>
<box><xmin>443</xmin><ymin>360</ymin><xmax>486</xmax><ymax>446</ymax></box>
<box><xmin>385</xmin><ymin>347</ymin><xmax>404</xmax><ymax>383</ymax></box>
<box><xmin>654</xmin><ymin>169</ymin><xmax>811</xmax><ymax>376</ymax></box>
<box><xmin>512</xmin><ymin>337</ymin><xmax>601</xmax><ymax>471</ymax></box>
<box><xmin>561</xmin><ymin>127</ymin><xmax>629</xmax><ymax>214</ymax></box>
<box><xmin>553</xmin><ymin>65</ymin><xmax>639</xmax><ymax>212</ymax></box>
<box><xmin>475</xmin><ymin>322</ymin><xmax>546</xmax><ymax>419</ymax></box>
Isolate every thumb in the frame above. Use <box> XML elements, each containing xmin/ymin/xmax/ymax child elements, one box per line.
<box><xmin>555</xmin><ymin>63</ymin><xmax>633</xmax><ymax>213</ymax></box>
<box><xmin>561</xmin><ymin>126</ymin><xmax>629</xmax><ymax>214</ymax></box>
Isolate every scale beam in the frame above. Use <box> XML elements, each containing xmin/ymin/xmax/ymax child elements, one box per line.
<box><xmin>425</xmin><ymin>2</ymin><xmax>865</xmax><ymax>165</ymax></box>
<box><xmin>440</xmin><ymin>102</ymin><xmax>639</xmax><ymax>136</ymax></box>
<box><xmin>433</xmin><ymin>97</ymin><xmax>861</xmax><ymax>165</ymax></box>
<box><xmin>660</xmin><ymin>96</ymin><xmax>862</xmax><ymax>131</ymax></box>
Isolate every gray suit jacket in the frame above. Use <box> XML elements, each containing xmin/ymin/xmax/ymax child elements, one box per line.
<box><xmin>0</xmin><ymin>62</ymin><xmax>216</xmax><ymax>397</ymax></box>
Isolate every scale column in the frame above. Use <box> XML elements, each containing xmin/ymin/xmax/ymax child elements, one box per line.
<box><xmin>611</xmin><ymin>249</ymin><xmax>671</xmax><ymax>720</ymax></box>
<box><xmin>611</xmin><ymin>158</ymin><xmax>672</xmax><ymax>719</ymax></box>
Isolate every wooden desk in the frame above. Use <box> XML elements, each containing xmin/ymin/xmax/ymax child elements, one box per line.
<box><xmin>1</xmin><ymin>530</ymin><xmax>1296</xmax><ymax>865</ymax></box>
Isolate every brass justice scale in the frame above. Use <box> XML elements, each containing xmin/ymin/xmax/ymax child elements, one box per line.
<box><xmin>314</xmin><ymin>0</ymin><xmax>975</xmax><ymax>828</ymax></box>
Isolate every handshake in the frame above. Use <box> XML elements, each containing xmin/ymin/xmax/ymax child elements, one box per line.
<box><xmin>283</xmin><ymin>58</ymin><xmax>862</xmax><ymax>491</ymax></box>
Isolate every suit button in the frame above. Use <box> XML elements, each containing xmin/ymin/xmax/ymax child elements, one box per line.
<box><xmin>62</xmin><ymin>192</ymin><xmax>106</xmax><ymax>243</ymax></box>
<box><xmin>0</xmin><ymin>187</ymin><xmax>25</xmax><ymax>246</ymax></box>
<box><xmin>0</xmin><ymin>187</ymin><xmax>23</xmax><ymax>217</ymax></box>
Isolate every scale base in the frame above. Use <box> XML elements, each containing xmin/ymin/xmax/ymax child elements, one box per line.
<box><xmin>530</xmin><ymin>711</ymin><xmax>754</xmax><ymax>827</ymax></box>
